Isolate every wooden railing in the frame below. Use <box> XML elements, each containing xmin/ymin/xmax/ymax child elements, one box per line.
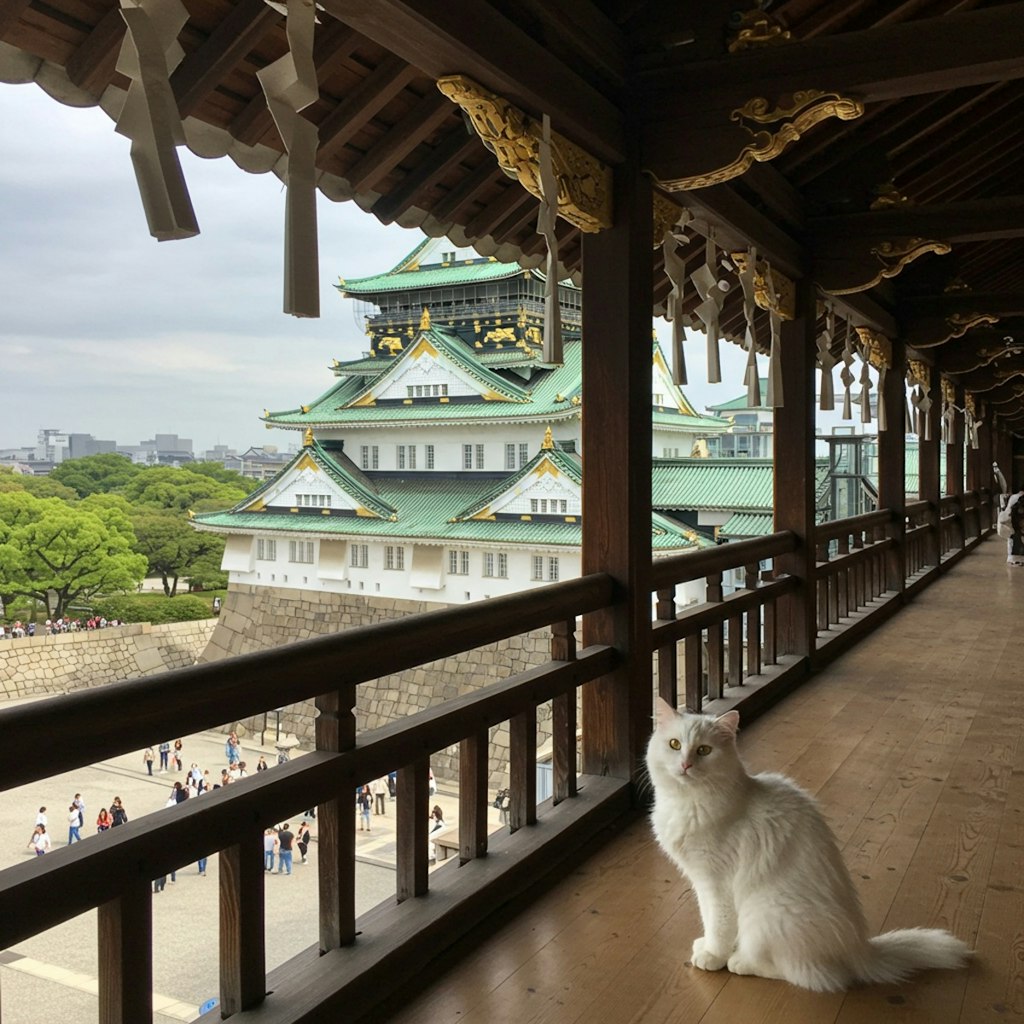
<box><xmin>651</xmin><ymin>532</ymin><xmax>798</xmax><ymax>713</ymax></box>
<box><xmin>814</xmin><ymin>510</ymin><xmax>894</xmax><ymax>633</ymax></box>
<box><xmin>0</xmin><ymin>575</ymin><xmax>622</xmax><ymax>1023</ymax></box>
<box><xmin>905</xmin><ymin>498</ymin><xmax>934</xmax><ymax>577</ymax></box>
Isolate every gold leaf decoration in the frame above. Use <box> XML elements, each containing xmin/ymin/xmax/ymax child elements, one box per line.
<box><xmin>855</xmin><ymin>327</ymin><xmax>892</xmax><ymax>370</ymax></box>
<box><xmin>828</xmin><ymin>238</ymin><xmax>951</xmax><ymax>295</ymax></box>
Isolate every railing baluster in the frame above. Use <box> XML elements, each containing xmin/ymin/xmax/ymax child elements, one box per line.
<box><xmin>706</xmin><ymin>572</ymin><xmax>725</xmax><ymax>700</ymax></box>
<box><xmin>852</xmin><ymin>530</ymin><xmax>865</xmax><ymax>610</ymax></box>
<box><xmin>836</xmin><ymin>535</ymin><xmax>850</xmax><ymax>618</ymax></box>
<box><xmin>655</xmin><ymin>586</ymin><xmax>678</xmax><ymax>707</ymax></box>
<box><xmin>728</xmin><ymin>611</ymin><xmax>743</xmax><ymax>686</ymax></box>
<box><xmin>815</xmin><ymin>543</ymin><xmax>829</xmax><ymax>631</ymax></box>
<box><xmin>744</xmin><ymin>563</ymin><xmax>761</xmax><ymax>677</ymax></box>
<box><xmin>684</xmin><ymin>632</ymin><xmax>703</xmax><ymax>711</ymax></box>
<box><xmin>761</xmin><ymin>570</ymin><xmax>777</xmax><ymax>665</ymax></box>
<box><xmin>98</xmin><ymin>880</ymin><xmax>152</xmax><ymax>1024</ymax></box>
<box><xmin>315</xmin><ymin>685</ymin><xmax>357</xmax><ymax>949</ymax></box>
<box><xmin>509</xmin><ymin>707</ymin><xmax>537</xmax><ymax>831</ymax></box>
<box><xmin>459</xmin><ymin>730</ymin><xmax>488</xmax><ymax>863</ymax></box>
<box><xmin>220</xmin><ymin>827</ymin><xmax>266</xmax><ymax>1014</ymax></box>
<box><xmin>397</xmin><ymin>757</ymin><xmax>429</xmax><ymax>901</ymax></box>
<box><xmin>552</xmin><ymin>617</ymin><xmax>578</xmax><ymax>804</ymax></box>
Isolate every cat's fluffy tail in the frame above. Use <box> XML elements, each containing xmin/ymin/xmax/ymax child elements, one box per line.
<box><xmin>857</xmin><ymin>929</ymin><xmax>972</xmax><ymax>985</ymax></box>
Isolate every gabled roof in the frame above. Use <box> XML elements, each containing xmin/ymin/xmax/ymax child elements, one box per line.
<box><xmin>266</xmin><ymin>335</ymin><xmax>583</xmax><ymax>429</ymax></box>
<box><xmin>706</xmin><ymin>381</ymin><xmax>771</xmax><ymax>413</ymax></box>
<box><xmin>450</xmin><ymin>443</ymin><xmax>582</xmax><ymax>523</ymax></box>
<box><xmin>196</xmin><ymin>439</ymin><xmax>397</xmax><ymax>523</ymax></box>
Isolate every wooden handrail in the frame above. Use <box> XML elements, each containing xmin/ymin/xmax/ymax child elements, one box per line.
<box><xmin>815</xmin><ymin>537</ymin><xmax>895</xmax><ymax>576</ymax></box>
<box><xmin>0</xmin><ymin>573</ymin><xmax>614</xmax><ymax>790</ymax></box>
<box><xmin>814</xmin><ymin>508</ymin><xmax>892</xmax><ymax>542</ymax></box>
<box><xmin>0</xmin><ymin>644</ymin><xmax>616</xmax><ymax>949</ymax></box>
<box><xmin>905</xmin><ymin>499</ymin><xmax>931</xmax><ymax>517</ymax></box>
<box><xmin>650</xmin><ymin>531</ymin><xmax>796</xmax><ymax>589</ymax></box>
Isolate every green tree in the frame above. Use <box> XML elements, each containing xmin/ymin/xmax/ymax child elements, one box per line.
<box><xmin>0</xmin><ymin>491</ymin><xmax>148</xmax><ymax>618</ymax></box>
<box><xmin>49</xmin><ymin>453</ymin><xmax>142</xmax><ymax>497</ymax></box>
<box><xmin>132</xmin><ymin>510</ymin><xmax>225</xmax><ymax>597</ymax></box>
<box><xmin>187</xmin><ymin>462</ymin><xmax>250</xmax><ymax>489</ymax></box>
<box><xmin>120</xmin><ymin>467</ymin><xmax>248</xmax><ymax>512</ymax></box>
<box><xmin>0</xmin><ymin>466</ymin><xmax>80</xmax><ymax>502</ymax></box>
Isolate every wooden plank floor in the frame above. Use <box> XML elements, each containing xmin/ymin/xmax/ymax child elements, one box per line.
<box><xmin>386</xmin><ymin>537</ymin><xmax>1024</xmax><ymax>1024</ymax></box>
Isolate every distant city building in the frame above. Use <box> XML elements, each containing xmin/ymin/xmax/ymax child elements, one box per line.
<box><xmin>702</xmin><ymin>380</ymin><xmax>774</xmax><ymax>458</ymax></box>
<box><xmin>224</xmin><ymin>446</ymin><xmax>294</xmax><ymax>480</ymax></box>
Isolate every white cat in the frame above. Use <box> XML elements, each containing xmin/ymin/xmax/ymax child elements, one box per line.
<box><xmin>646</xmin><ymin>698</ymin><xmax>971</xmax><ymax>991</ymax></box>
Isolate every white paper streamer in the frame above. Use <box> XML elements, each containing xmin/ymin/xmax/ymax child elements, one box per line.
<box><xmin>115</xmin><ymin>0</ymin><xmax>198</xmax><ymax>241</ymax></box>
<box><xmin>839</xmin><ymin>315</ymin><xmax>855</xmax><ymax>420</ymax></box>
<box><xmin>763</xmin><ymin>263</ymin><xmax>783</xmax><ymax>408</ymax></box>
<box><xmin>661</xmin><ymin>213</ymin><xmax>691</xmax><ymax>385</ymax></box>
<box><xmin>537</xmin><ymin>113</ymin><xmax>562</xmax><ymax>364</ymax></box>
<box><xmin>817</xmin><ymin>306</ymin><xmax>837</xmax><ymax>410</ymax></box>
<box><xmin>877</xmin><ymin>366</ymin><xmax>888</xmax><ymax>431</ymax></box>
<box><xmin>737</xmin><ymin>247</ymin><xmax>760</xmax><ymax>406</ymax></box>
<box><xmin>859</xmin><ymin>347</ymin><xmax>873</xmax><ymax>424</ymax></box>
<box><xmin>691</xmin><ymin>231</ymin><xmax>724</xmax><ymax>383</ymax></box>
<box><xmin>258</xmin><ymin>0</ymin><xmax>320</xmax><ymax>317</ymax></box>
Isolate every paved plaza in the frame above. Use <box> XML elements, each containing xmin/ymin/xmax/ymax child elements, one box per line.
<box><xmin>0</xmin><ymin>701</ymin><xmax>477</xmax><ymax>1024</ymax></box>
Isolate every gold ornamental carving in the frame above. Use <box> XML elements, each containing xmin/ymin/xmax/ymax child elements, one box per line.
<box><xmin>907</xmin><ymin>359</ymin><xmax>930</xmax><ymax>388</ymax></box>
<box><xmin>941</xmin><ymin>376</ymin><xmax>957</xmax><ymax>406</ymax></box>
<box><xmin>437</xmin><ymin>75</ymin><xmax>612</xmax><ymax>232</ymax></box>
<box><xmin>828</xmin><ymin>238</ymin><xmax>951</xmax><ymax>296</ymax></box>
<box><xmin>727</xmin><ymin>7</ymin><xmax>792</xmax><ymax>53</ymax></box>
<box><xmin>869</xmin><ymin>182</ymin><xmax>911</xmax><ymax>210</ymax></box>
<box><xmin>731</xmin><ymin>251</ymin><xmax>795</xmax><ymax>320</ymax></box>
<box><xmin>661</xmin><ymin>90</ymin><xmax>864</xmax><ymax>191</ymax></box>
<box><xmin>854</xmin><ymin>327</ymin><xmax>892</xmax><ymax>370</ymax></box>
<box><xmin>947</xmin><ymin>312</ymin><xmax>999</xmax><ymax>339</ymax></box>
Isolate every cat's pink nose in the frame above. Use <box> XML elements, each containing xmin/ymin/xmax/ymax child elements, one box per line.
<box><xmin>681</xmin><ymin>761</ymin><xmax>693</xmax><ymax>774</ymax></box>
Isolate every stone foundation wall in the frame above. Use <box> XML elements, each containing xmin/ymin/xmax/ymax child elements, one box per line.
<box><xmin>200</xmin><ymin>585</ymin><xmax>559</xmax><ymax>787</ymax></box>
<box><xmin>0</xmin><ymin>620</ymin><xmax>218</xmax><ymax>699</ymax></box>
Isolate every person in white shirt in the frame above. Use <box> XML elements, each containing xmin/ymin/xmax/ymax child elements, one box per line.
<box><xmin>28</xmin><ymin>825</ymin><xmax>51</xmax><ymax>855</ymax></box>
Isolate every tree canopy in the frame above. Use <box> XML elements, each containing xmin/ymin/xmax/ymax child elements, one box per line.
<box><xmin>49</xmin><ymin>453</ymin><xmax>143</xmax><ymax>497</ymax></box>
<box><xmin>0</xmin><ymin>491</ymin><xmax>148</xmax><ymax>617</ymax></box>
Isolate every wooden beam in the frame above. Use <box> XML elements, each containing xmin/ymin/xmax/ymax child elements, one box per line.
<box><xmin>0</xmin><ymin>0</ymin><xmax>31</xmax><ymax>36</ymax></box>
<box><xmin>809</xmin><ymin>196</ymin><xmax>1024</xmax><ymax>246</ymax></box>
<box><xmin>372</xmin><ymin>127</ymin><xmax>478</xmax><ymax>224</ymax></box>
<box><xmin>317</xmin><ymin>53</ymin><xmax>420</xmax><ymax>161</ymax></box>
<box><xmin>344</xmin><ymin>89</ymin><xmax>453</xmax><ymax>194</ymax></box>
<box><xmin>318</xmin><ymin>0</ymin><xmax>626</xmax><ymax>164</ymax></box>
<box><xmin>641</xmin><ymin>4</ymin><xmax>1024</xmax><ymax>181</ymax></box>
<box><xmin>170</xmin><ymin>0</ymin><xmax>280</xmax><ymax>118</ymax></box>
<box><xmin>65</xmin><ymin>7</ymin><xmax>125</xmax><ymax>97</ymax></box>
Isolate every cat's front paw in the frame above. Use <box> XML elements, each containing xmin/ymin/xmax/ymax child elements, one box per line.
<box><xmin>691</xmin><ymin>936</ymin><xmax>728</xmax><ymax>972</ymax></box>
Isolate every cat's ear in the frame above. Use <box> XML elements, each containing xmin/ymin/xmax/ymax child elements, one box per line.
<box><xmin>715</xmin><ymin>710</ymin><xmax>740</xmax><ymax>736</ymax></box>
<box><xmin>654</xmin><ymin>696</ymin><xmax>678</xmax><ymax>727</ymax></box>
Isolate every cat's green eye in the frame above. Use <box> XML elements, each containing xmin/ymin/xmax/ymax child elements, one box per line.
<box><xmin>668</xmin><ymin>738</ymin><xmax>681</xmax><ymax>750</ymax></box>
<box><xmin>696</xmin><ymin>744</ymin><xmax>712</xmax><ymax>756</ymax></box>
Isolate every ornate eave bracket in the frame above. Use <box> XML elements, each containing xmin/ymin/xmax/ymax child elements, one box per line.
<box><xmin>907</xmin><ymin>311</ymin><xmax>1000</xmax><ymax>349</ymax></box>
<box><xmin>731</xmin><ymin>252</ymin><xmax>795</xmax><ymax>320</ymax></box>
<box><xmin>825</xmin><ymin>237</ymin><xmax>951</xmax><ymax>296</ymax></box>
<box><xmin>659</xmin><ymin>90</ymin><xmax>864</xmax><ymax>192</ymax></box>
<box><xmin>855</xmin><ymin>327</ymin><xmax>892</xmax><ymax>371</ymax></box>
<box><xmin>437</xmin><ymin>75</ymin><xmax>612</xmax><ymax>233</ymax></box>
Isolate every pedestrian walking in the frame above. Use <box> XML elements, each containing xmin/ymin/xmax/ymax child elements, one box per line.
<box><xmin>28</xmin><ymin>825</ymin><xmax>51</xmax><ymax>855</ymax></box>
<box><xmin>356</xmin><ymin>785</ymin><xmax>372</xmax><ymax>831</ymax></box>
<box><xmin>296</xmin><ymin>821</ymin><xmax>311</xmax><ymax>864</ymax></box>
<box><xmin>143</xmin><ymin>748</ymin><xmax>155</xmax><ymax>775</ymax></box>
<box><xmin>110</xmin><ymin>797</ymin><xmax>128</xmax><ymax>826</ymax></box>
<box><xmin>372</xmin><ymin>776</ymin><xmax>389</xmax><ymax>815</ymax></box>
<box><xmin>264</xmin><ymin>828</ymin><xmax>277</xmax><ymax>872</ymax></box>
<box><xmin>276</xmin><ymin>824</ymin><xmax>295</xmax><ymax>874</ymax></box>
<box><xmin>67</xmin><ymin>804</ymin><xmax>82</xmax><ymax>844</ymax></box>
<box><xmin>158</xmin><ymin>741</ymin><xmax>170</xmax><ymax>773</ymax></box>
<box><xmin>173</xmin><ymin>739</ymin><xmax>183</xmax><ymax>771</ymax></box>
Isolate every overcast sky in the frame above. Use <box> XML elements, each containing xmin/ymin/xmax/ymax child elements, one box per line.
<box><xmin>1</xmin><ymin>82</ymin><xmax>773</xmax><ymax>458</ymax></box>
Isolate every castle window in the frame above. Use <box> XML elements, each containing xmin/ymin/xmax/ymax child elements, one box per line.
<box><xmin>519</xmin><ymin>443</ymin><xmax>529</xmax><ymax>467</ymax></box>
<box><xmin>505</xmin><ymin>443</ymin><xmax>516</xmax><ymax>470</ymax></box>
<box><xmin>484</xmin><ymin>552</ymin><xmax>508</xmax><ymax>579</ymax></box>
<box><xmin>448</xmin><ymin>550</ymin><xmax>470</xmax><ymax>575</ymax></box>
<box><xmin>397</xmin><ymin>445</ymin><xmax>406</xmax><ymax>470</ymax></box>
<box><xmin>408</xmin><ymin>445</ymin><xmax>416</xmax><ymax>470</ymax></box>
<box><xmin>288</xmin><ymin>540</ymin><xmax>314</xmax><ymax>564</ymax></box>
<box><xmin>425</xmin><ymin>445</ymin><xmax>435</xmax><ymax>469</ymax></box>
<box><xmin>361</xmin><ymin>445</ymin><xmax>369</xmax><ymax>469</ymax></box>
<box><xmin>475</xmin><ymin>444</ymin><xmax>484</xmax><ymax>469</ymax></box>
<box><xmin>371</xmin><ymin>446</ymin><xmax>379</xmax><ymax>469</ymax></box>
<box><xmin>350</xmin><ymin>544</ymin><xmax>368</xmax><ymax>568</ymax></box>
<box><xmin>532</xmin><ymin>555</ymin><xmax>559</xmax><ymax>581</ymax></box>
<box><xmin>256</xmin><ymin>539</ymin><xmax>276</xmax><ymax>561</ymax></box>
<box><xmin>385</xmin><ymin>545</ymin><xmax>405</xmax><ymax>570</ymax></box>
<box><xmin>463</xmin><ymin>444</ymin><xmax>473</xmax><ymax>470</ymax></box>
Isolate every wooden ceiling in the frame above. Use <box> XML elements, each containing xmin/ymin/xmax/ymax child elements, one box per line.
<box><xmin>3</xmin><ymin>0</ymin><xmax>1024</xmax><ymax>430</ymax></box>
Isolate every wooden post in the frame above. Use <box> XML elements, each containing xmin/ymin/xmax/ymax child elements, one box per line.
<box><xmin>98</xmin><ymin>880</ymin><xmax>152</xmax><ymax>1024</ymax></box>
<box><xmin>459</xmin><ymin>730</ymin><xmax>488</xmax><ymax>862</ymax></box>
<box><xmin>220</xmin><ymin>827</ymin><xmax>266</xmax><ymax>1014</ymax></box>
<box><xmin>878</xmin><ymin>342</ymin><xmax>906</xmax><ymax>592</ymax></box>
<box><xmin>918</xmin><ymin>368</ymin><xmax>942</xmax><ymax>566</ymax></box>
<box><xmin>655</xmin><ymin>588</ymin><xmax>678</xmax><ymax>707</ymax></box>
<box><xmin>315</xmin><ymin>684</ymin><xmax>356</xmax><ymax>949</ymax></box>
<box><xmin>744</xmin><ymin>563</ymin><xmax>761</xmax><ymax>677</ymax></box>
<box><xmin>509</xmin><ymin>707</ymin><xmax>537</xmax><ymax>831</ymax></box>
<box><xmin>705</xmin><ymin>572</ymin><xmax>724</xmax><ymax>700</ymax></box>
<box><xmin>396</xmin><ymin>757</ymin><xmax>429</xmax><ymax>901</ymax></box>
<box><xmin>580</xmin><ymin>156</ymin><xmax>653</xmax><ymax>783</ymax></box>
<box><xmin>551</xmin><ymin>617</ymin><xmax>578</xmax><ymax>804</ymax></box>
<box><xmin>773</xmin><ymin>278</ymin><xmax>817</xmax><ymax>658</ymax></box>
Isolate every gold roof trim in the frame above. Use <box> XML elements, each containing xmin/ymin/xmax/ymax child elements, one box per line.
<box><xmin>854</xmin><ymin>327</ymin><xmax>892</xmax><ymax>371</ymax></box>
